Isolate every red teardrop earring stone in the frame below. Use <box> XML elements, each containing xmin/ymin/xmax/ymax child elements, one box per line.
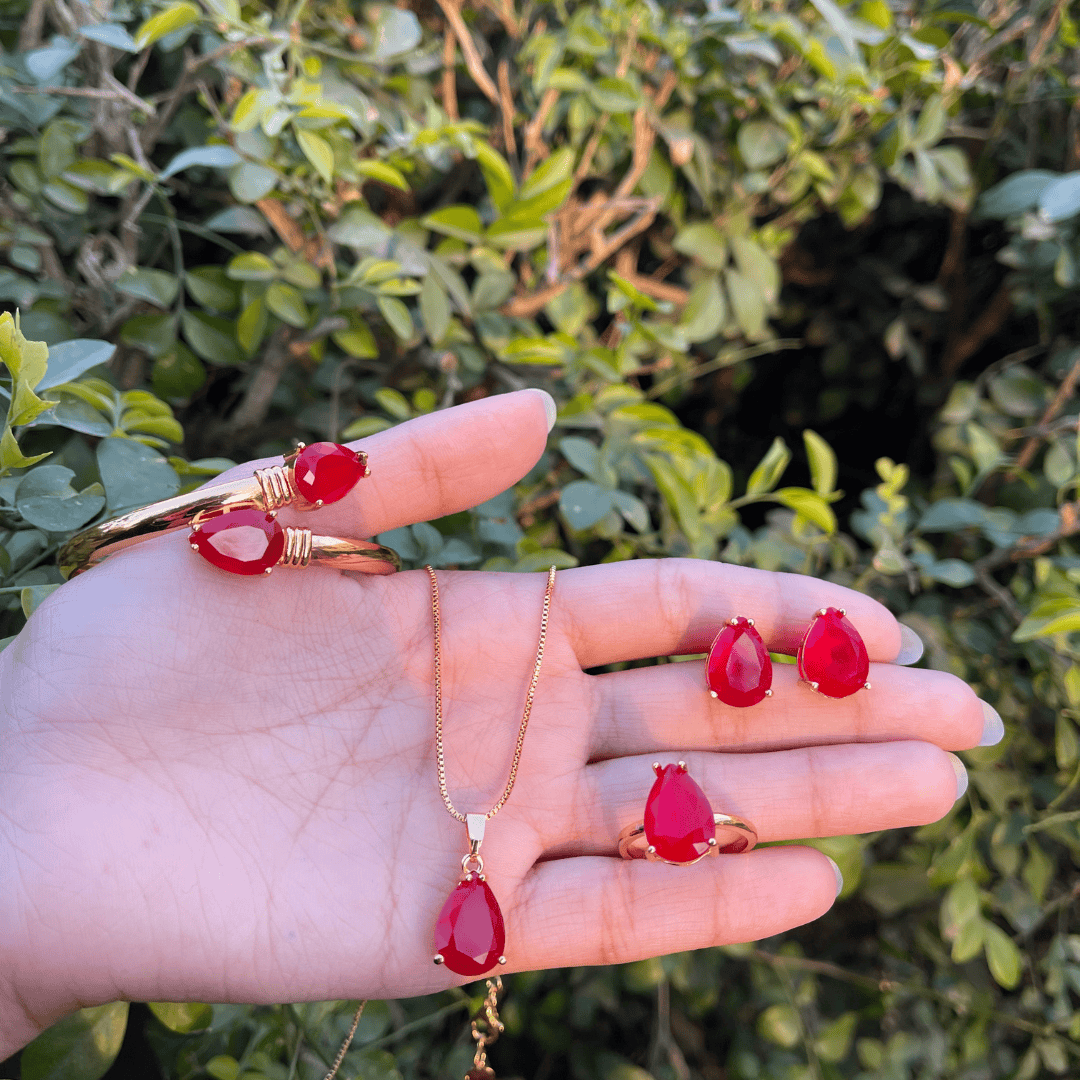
<box><xmin>190</xmin><ymin>509</ymin><xmax>284</xmax><ymax>575</ymax></box>
<box><xmin>434</xmin><ymin>875</ymin><xmax>506</xmax><ymax>977</ymax></box>
<box><xmin>706</xmin><ymin>616</ymin><xmax>773</xmax><ymax>707</ymax></box>
<box><xmin>797</xmin><ymin>606</ymin><xmax>870</xmax><ymax>698</ymax></box>
<box><xmin>643</xmin><ymin>763</ymin><xmax>717</xmax><ymax>865</ymax></box>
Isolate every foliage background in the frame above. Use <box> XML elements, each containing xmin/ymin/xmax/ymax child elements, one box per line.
<box><xmin>1</xmin><ymin>0</ymin><xmax>1080</xmax><ymax>1077</ymax></box>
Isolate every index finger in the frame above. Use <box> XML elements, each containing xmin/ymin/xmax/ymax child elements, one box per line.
<box><xmin>555</xmin><ymin>559</ymin><xmax>902</xmax><ymax>669</ymax></box>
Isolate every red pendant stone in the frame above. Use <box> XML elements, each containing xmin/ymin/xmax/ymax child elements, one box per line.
<box><xmin>643</xmin><ymin>764</ymin><xmax>716</xmax><ymax>865</ymax></box>
<box><xmin>797</xmin><ymin>607</ymin><xmax>869</xmax><ymax>698</ymax></box>
<box><xmin>435</xmin><ymin>876</ymin><xmax>506</xmax><ymax>977</ymax></box>
<box><xmin>190</xmin><ymin>509</ymin><xmax>284</xmax><ymax>575</ymax></box>
<box><xmin>293</xmin><ymin>442</ymin><xmax>366</xmax><ymax>505</ymax></box>
<box><xmin>706</xmin><ymin>617</ymin><xmax>772</xmax><ymax>707</ymax></box>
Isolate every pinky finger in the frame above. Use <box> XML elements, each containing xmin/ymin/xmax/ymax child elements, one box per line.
<box><xmin>508</xmin><ymin>846</ymin><xmax>841</xmax><ymax>971</ymax></box>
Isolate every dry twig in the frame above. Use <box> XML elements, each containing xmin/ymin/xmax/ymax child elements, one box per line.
<box><xmin>1012</xmin><ymin>353</ymin><xmax>1080</xmax><ymax>474</ymax></box>
<box><xmin>497</xmin><ymin>58</ymin><xmax>517</xmax><ymax>156</ymax></box>
<box><xmin>434</xmin><ymin>0</ymin><xmax>499</xmax><ymax>105</ymax></box>
<box><xmin>441</xmin><ymin>30</ymin><xmax>458</xmax><ymax>120</ymax></box>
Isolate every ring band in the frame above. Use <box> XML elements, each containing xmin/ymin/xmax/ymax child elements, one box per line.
<box><xmin>618</xmin><ymin>812</ymin><xmax>758</xmax><ymax>863</ymax></box>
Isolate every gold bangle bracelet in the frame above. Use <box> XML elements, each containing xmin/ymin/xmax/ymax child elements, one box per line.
<box><xmin>57</xmin><ymin>444</ymin><xmax>400</xmax><ymax>579</ymax></box>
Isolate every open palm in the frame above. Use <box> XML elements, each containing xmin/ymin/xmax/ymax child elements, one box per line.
<box><xmin>0</xmin><ymin>391</ymin><xmax>989</xmax><ymax>1054</ymax></box>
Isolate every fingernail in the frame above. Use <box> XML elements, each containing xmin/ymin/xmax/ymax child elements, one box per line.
<box><xmin>979</xmin><ymin>701</ymin><xmax>1005</xmax><ymax>746</ymax></box>
<box><xmin>948</xmin><ymin>753</ymin><xmax>968</xmax><ymax>800</ymax></box>
<box><xmin>825</xmin><ymin>856</ymin><xmax>844</xmax><ymax>898</ymax></box>
<box><xmin>524</xmin><ymin>388</ymin><xmax>557</xmax><ymax>432</ymax></box>
<box><xmin>895</xmin><ymin>624</ymin><xmax>924</xmax><ymax>666</ymax></box>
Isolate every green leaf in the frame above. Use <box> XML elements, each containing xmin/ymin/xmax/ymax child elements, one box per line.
<box><xmin>375</xmin><ymin>386</ymin><xmax>411</xmax><ymax>420</ymax></box>
<box><xmin>147</xmin><ymin>1002</ymin><xmax>213</xmax><ymax>1033</ymax></box>
<box><xmin>265</xmin><ymin>282</ymin><xmax>310</xmax><ymax>328</ymax></box>
<box><xmin>976</xmin><ymin>170</ymin><xmax>1058</xmax><ymax>218</ymax></box>
<box><xmin>356</xmin><ymin>159</ymin><xmax>410</xmax><ymax>191</ymax></box>
<box><xmin>185</xmin><ymin>267</ymin><xmax>240</xmax><ymax>313</ymax></box>
<box><xmin>725</xmin><ymin>268</ymin><xmax>767</xmax><ymax>339</ymax></box>
<box><xmin>21</xmin><ymin>583</ymin><xmax>62</xmax><ymax>618</ymax></box>
<box><xmin>560</xmin><ymin>479</ymin><xmax>615</xmax><ymax>530</ymax></box>
<box><xmin>20</xmin><ymin>1002</ymin><xmax>128</xmax><ymax>1080</ymax></box>
<box><xmin>559</xmin><ymin>436</ymin><xmax>600</xmax><ymax>478</ymax></box>
<box><xmin>419</xmin><ymin>275</ymin><xmax>451</xmax><ymax>343</ymax></box>
<box><xmin>983</xmin><ymin>920</ymin><xmax>1022</xmax><ymax>988</ymax></box>
<box><xmin>153</xmin><ymin>344</ymin><xmax>206</xmax><ymax>399</ymax></box>
<box><xmin>38</xmin><ymin>339</ymin><xmax>114</xmax><ymax>390</ymax></box>
<box><xmin>160</xmin><ymin>144</ymin><xmax>241</xmax><ymax>178</ymax></box>
<box><xmin>803</xmin><ymin>430</ymin><xmax>837</xmax><ymax>495</ymax></box>
<box><xmin>588</xmin><ymin>76</ymin><xmax>641</xmax><ymax>113</ymax></box>
<box><xmin>296</xmin><ymin>129</ymin><xmax>335</xmax><ymax>184</ymax></box>
<box><xmin>16</xmin><ymin>465</ymin><xmax>105</xmax><ymax>531</ymax></box>
<box><xmin>756</xmin><ymin>1004</ymin><xmax>801</xmax><ymax>1049</ymax></box>
<box><xmin>520</xmin><ymin>148</ymin><xmax>576</xmax><ymax>201</ymax></box>
<box><xmin>672</xmin><ymin>223</ymin><xmax>727</xmax><ymax>269</ymax></box>
<box><xmin>1038</xmin><ymin>172</ymin><xmax>1080</xmax><ymax>223</ymax></box>
<box><xmin>485</xmin><ymin>215</ymin><xmax>548</xmax><ymax>250</ymax></box>
<box><xmin>814</xmin><ymin>1012</ymin><xmax>857</xmax><ymax>1064</ymax></box>
<box><xmin>730</xmin><ymin>236</ymin><xmax>780</xmax><ymax>304</ymax></box>
<box><xmin>474</xmin><ymin>142</ymin><xmax>516</xmax><ymax>212</ymax></box>
<box><xmin>120</xmin><ymin>314</ymin><xmax>178</xmax><ymax>360</ymax></box>
<box><xmin>227</xmin><ymin>251</ymin><xmax>278</xmax><ymax>281</ymax></box>
<box><xmin>236</xmin><ymin>299</ymin><xmax>267</xmax><ymax>356</ymax></box>
<box><xmin>810</xmin><ymin>0</ymin><xmax>861</xmax><ymax>58</ymax></box>
<box><xmin>774</xmin><ymin>487</ymin><xmax>837</xmax><ymax>533</ymax></box>
<box><xmin>229</xmin><ymin>162</ymin><xmax>278</xmax><ymax>203</ymax></box>
<box><xmin>370</xmin><ymin>7</ymin><xmax>422</xmax><ymax>60</ymax></box>
<box><xmin>181</xmin><ymin>310</ymin><xmax>244</xmax><ymax>366</ymax></box>
<box><xmin>679</xmin><ymin>276</ymin><xmax>726</xmax><ymax>342</ymax></box>
<box><xmin>746</xmin><ymin>436</ymin><xmax>791</xmax><ymax>494</ymax></box>
<box><xmin>114</xmin><ymin>267</ymin><xmax>178</xmax><ymax>308</ymax></box>
<box><xmin>422</xmin><ymin>205</ymin><xmax>484</xmax><ymax>245</ymax></box>
<box><xmin>377</xmin><ymin>295</ymin><xmax>413</xmax><ymax>340</ymax></box>
<box><xmin>96</xmin><ymin>437</ymin><xmax>180</xmax><ymax>512</ymax></box>
<box><xmin>332</xmin><ymin>318</ymin><xmax>378</xmax><ymax>358</ymax></box>
<box><xmin>134</xmin><ymin>3</ymin><xmax>200</xmax><ymax>48</ymax></box>
<box><xmin>737</xmin><ymin>121</ymin><xmax>792</xmax><ymax>169</ymax></box>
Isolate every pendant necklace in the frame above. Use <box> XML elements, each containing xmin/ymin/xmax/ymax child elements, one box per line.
<box><xmin>320</xmin><ymin>568</ymin><xmax>556</xmax><ymax>1080</ymax></box>
<box><xmin>428</xmin><ymin>564</ymin><xmax>557</xmax><ymax>979</ymax></box>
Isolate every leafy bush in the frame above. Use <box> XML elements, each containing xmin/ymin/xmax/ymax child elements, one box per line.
<box><xmin>2</xmin><ymin>0</ymin><xmax>1079</xmax><ymax>1077</ymax></box>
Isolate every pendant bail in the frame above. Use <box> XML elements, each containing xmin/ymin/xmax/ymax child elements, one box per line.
<box><xmin>462</xmin><ymin>813</ymin><xmax>488</xmax><ymax>876</ymax></box>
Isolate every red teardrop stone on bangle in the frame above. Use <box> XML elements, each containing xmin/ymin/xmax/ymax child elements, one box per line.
<box><xmin>706</xmin><ymin>617</ymin><xmax>772</xmax><ymax>707</ymax></box>
<box><xmin>190</xmin><ymin>509</ymin><xmax>284</xmax><ymax>575</ymax></box>
<box><xmin>643</xmin><ymin>764</ymin><xmax>716</xmax><ymax>865</ymax></box>
<box><xmin>434</xmin><ymin>876</ymin><xmax>506</xmax><ymax>977</ymax></box>
<box><xmin>797</xmin><ymin>607</ymin><xmax>869</xmax><ymax>698</ymax></box>
<box><xmin>294</xmin><ymin>442</ymin><xmax>367</xmax><ymax>505</ymax></box>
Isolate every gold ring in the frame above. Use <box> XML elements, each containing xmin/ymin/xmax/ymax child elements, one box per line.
<box><xmin>618</xmin><ymin>813</ymin><xmax>758</xmax><ymax>864</ymax></box>
<box><xmin>57</xmin><ymin>442</ymin><xmax>397</xmax><ymax>578</ymax></box>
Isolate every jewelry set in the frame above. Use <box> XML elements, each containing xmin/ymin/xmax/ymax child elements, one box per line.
<box><xmin>61</xmin><ymin>440</ymin><xmax>874</xmax><ymax>1080</ymax></box>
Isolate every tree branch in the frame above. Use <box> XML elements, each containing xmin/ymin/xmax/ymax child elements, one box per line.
<box><xmin>434</xmin><ymin>0</ymin><xmax>499</xmax><ymax>105</ymax></box>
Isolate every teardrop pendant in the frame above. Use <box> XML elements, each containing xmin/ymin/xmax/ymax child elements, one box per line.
<box><xmin>434</xmin><ymin>875</ymin><xmax>506</xmax><ymax>977</ymax></box>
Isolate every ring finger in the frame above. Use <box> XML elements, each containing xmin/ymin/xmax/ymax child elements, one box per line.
<box><xmin>541</xmin><ymin>741</ymin><xmax>965</xmax><ymax>858</ymax></box>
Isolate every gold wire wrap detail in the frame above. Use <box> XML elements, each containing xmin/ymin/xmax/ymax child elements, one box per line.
<box><xmin>280</xmin><ymin>526</ymin><xmax>314</xmax><ymax>567</ymax></box>
<box><xmin>254</xmin><ymin>464</ymin><xmax>299</xmax><ymax>510</ymax></box>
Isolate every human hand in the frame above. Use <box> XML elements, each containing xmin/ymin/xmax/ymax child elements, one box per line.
<box><xmin>0</xmin><ymin>390</ymin><xmax>997</xmax><ymax>1056</ymax></box>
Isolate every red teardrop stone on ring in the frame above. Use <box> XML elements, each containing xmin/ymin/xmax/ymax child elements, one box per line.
<box><xmin>643</xmin><ymin>764</ymin><xmax>716</xmax><ymax>865</ymax></box>
<box><xmin>294</xmin><ymin>442</ymin><xmax>366</xmax><ymax>505</ymax></box>
<box><xmin>434</xmin><ymin>876</ymin><xmax>506</xmax><ymax>977</ymax></box>
<box><xmin>706</xmin><ymin>617</ymin><xmax>772</xmax><ymax>707</ymax></box>
<box><xmin>798</xmin><ymin>607</ymin><xmax>869</xmax><ymax>698</ymax></box>
<box><xmin>190</xmin><ymin>508</ymin><xmax>284</xmax><ymax>575</ymax></box>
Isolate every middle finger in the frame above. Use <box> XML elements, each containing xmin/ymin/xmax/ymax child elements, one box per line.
<box><xmin>587</xmin><ymin>661</ymin><xmax>988</xmax><ymax>759</ymax></box>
